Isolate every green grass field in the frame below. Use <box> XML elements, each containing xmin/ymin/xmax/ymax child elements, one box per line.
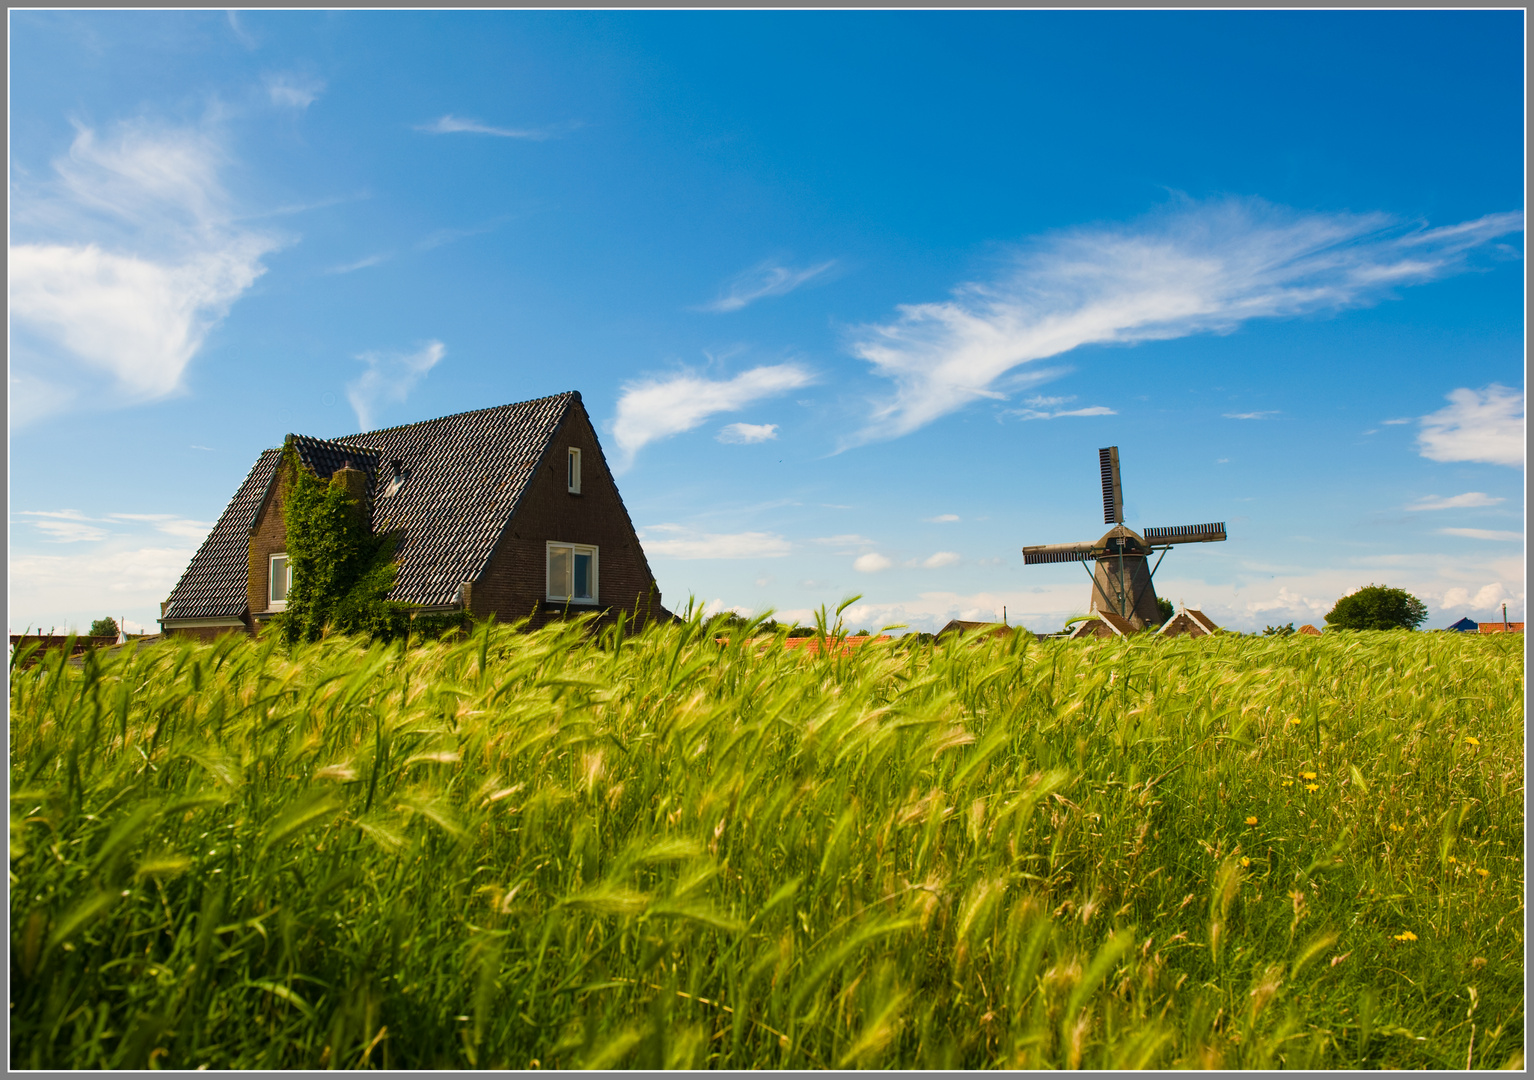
<box><xmin>9</xmin><ymin>615</ymin><xmax>1524</xmax><ymax>1069</ymax></box>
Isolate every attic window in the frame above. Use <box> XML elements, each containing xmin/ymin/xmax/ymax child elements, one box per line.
<box><xmin>382</xmin><ymin>459</ymin><xmax>407</xmax><ymax>497</ymax></box>
<box><xmin>567</xmin><ymin>447</ymin><xmax>581</xmax><ymax>494</ymax></box>
<box><xmin>547</xmin><ymin>542</ymin><xmax>597</xmax><ymax>604</ymax></box>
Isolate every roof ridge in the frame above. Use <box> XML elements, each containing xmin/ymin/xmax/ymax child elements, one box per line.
<box><xmin>331</xmin><ymin>390</ymin><xmax>581</xmax><ymax>442</ymax></box>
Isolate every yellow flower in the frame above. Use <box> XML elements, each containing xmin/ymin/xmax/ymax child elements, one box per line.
<box><xmin>1394</xmin><ymin>930</ymin><xmax>1418</xmax><ymax>942</ymax></box>
<box><xmin>1301</xmin><ymin>771</ymin><xmax>1317</xmax><ymax>780</ymax></box>
<box><xmin>1287</xmin><ymin>717</ymin><xmax>1301</xmax><ymax>725</ymax></box>
<box><xmin>1240</xmin><ymin>857</ymin><xmax>1252</xmax><ymax>868</ymax></box>
<box><xmin>1282</xmin><ymin>779</ymin><xmax>1294</xmax><ymax>787</ymax></box>
<box><xmin>1245</xmin><ymin>816</ymin><xmax>1258</xmax><ymax>826</ymax></box>
<box><xmin>1390</xmin><ymin>824</ymin><xmax>1405</xmax><ymax>832</ymax></box>
<box><xmin>1305</xmin><ymin>783</ymin><xmax>1319</xmax><ymax>793</ymax></box>
<box><xmin>1448</xmin><ymin>856</ymin><xmax>1457</xmax><ymax>863</ymax></box>
<box><xmin>1476</xmin><ymin>868</ymin><xmax>1490</xmax><ymax>878</ymax></box>
<box><xmin>1465</xmin><ymin>736</ymin><xmax>1480</xmax><ymax>747</ymax></box>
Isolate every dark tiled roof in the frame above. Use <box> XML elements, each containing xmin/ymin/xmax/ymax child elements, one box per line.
<box><xmin>163</xmin><ymin>393</ymin><xmax>581</xmax><ymax>620</ymax></box>
<box><xmin>289</xmin><ymin>434</ymin><xmax>381</xmax><ymax>489</ymax></box>
<box><xmin>162</xmin><ymin>449</ymin><xmax>282</xmax><ymax>620</ymax></box>
<box><xmin>332</xmin><ymin>392</ymin><xmax>577</xmax><ymax>607</ymax></box>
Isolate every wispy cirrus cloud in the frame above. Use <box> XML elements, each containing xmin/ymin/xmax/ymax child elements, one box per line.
<box><xmin>1416</xmin><ymin>384</ymin><xmax>1524</xmax><ymax>467</ymax></box>
<box><xmin>1003</xmin><ymin>394</ymin><xmax>1116</xmax><ymax>421</ymax></box>
<box><xmin>1405</xmin><ymin>492</ymin><xmax>1505</xmax><ymax>511</ymax></box>
<box><xmin>265</xmin><ymin>72</ymin><xmax>325</xmax><ymax>109</ymax></box>
<box><xmin>10</xmin><ymin>119</ymin><xmax>285</xmax><ymax>425</ymax></box>
<box><xmin>325</xmin><ymin>252</ymin><xmax>390</xmax><ymax>274</ymax></box>
<box><xmin>846</xmin><ymin>196</ymin><xmax>1522</xmax><ymax>445</ymax></box>
<box><xmin>346</xmin><ymin>340</ymin><xmax>445</xmax><ymax>431</ymax></box>
<box><xmin>717</xmin><ymin>422</ymin><xmax>779</xmax><ymax>444</ymax></box>
<box><xmin>698</xmin><ymin>259</ymin><xmax>837</xmax><ymax>313</ymax></box>
<box><xmin>1224</xmin><ymin>410</ymin><xmax>1279</xmax><ymax>420</ymax></box>
<box><xmin>415</xmin><ymin>114</ymin><xmax>558</xmax><ymax>140</ymax></box>
<box><xmin>16</xmin><ymin>509</ymin><xmax>212</xmax><ymax>544</ymax></box>
<box><xmin>612</xmin><ymin>363</ymin><xmax>814</xmax><ymax>465</ymax></box>
<box><xmin>1438</xmin><ymin>527</ymin><xmax>1523</xmax><ymax>542</ymax></box>
<box><xmin>639</xmin><ymin>525</ymin><xmax>793</xmax><ymax>560</ymax></box>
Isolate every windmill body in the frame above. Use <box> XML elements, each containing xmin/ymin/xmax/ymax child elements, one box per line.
<box><xmin>1023</xmin><ymin>447</ymin><xmax>1226</xmax><ymax>631</ymax></box>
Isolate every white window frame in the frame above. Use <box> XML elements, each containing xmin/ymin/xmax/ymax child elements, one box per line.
<box><xmin>567</xmin><ymin>447</ymin><xmax>582</xmax><ymax>494</ymax></box>
<box><xmin>546</xmin><ymin>541</ymin><xmax>598</xmax><ymax>604</ymax></box>
<box><xmin>269</xmin><ymin>553</ymin><xmax>292</xmax><ymax>610</ymax></box>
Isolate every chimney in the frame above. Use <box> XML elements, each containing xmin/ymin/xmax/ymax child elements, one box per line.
<box><xmin>328</xmin><ymin>462</ymin><xmax>372</xmax><ymax>532</ymax></box>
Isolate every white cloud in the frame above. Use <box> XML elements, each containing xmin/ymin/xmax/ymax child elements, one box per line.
<box><xmin>16</xmin><ymin>509</ymin><xmax>215</xmax><ymax>545</ymax></box>
<box><xmin>346</xmin><ymin>340</ymin><xmax>446</xmax><ymax>431</ymax></box>
<box><xmin>1438</xmin><ymin>528</ymin><xmax>1523</xmax><ymax>542</ymax></box>
<box><xmin>612</xmin><ymin>364</ymin><xmax>814</xmax><ymax>463</ymax></box>
<box><xmin>1382</xmin><ymin>417</ymin><xmax>1412</xmax><ymax>425</ymax></box>
<box><xmin>923</xmin><ymin>551</ymin><xmax>962</xmax><ymax>568</ymax></box>
<box><xmin>699</xmin><ymin>260</ymin><xmax>836</xmax><ymax>313</ymax></box>
<box><xmin>812</xmin><ymin>534</ymin><xmax>877</xmax><ymax>553</ymax></box>
<box><xmin>107</xmin><ymin>513</ymin><xmax>214</xmax><ymax>542</ymax></box>
<box><xmin>9</xmin><ymin>544</ymin><xmax>198</xmax><ymax>635</ymax></box>
<box><xmin>847</xmin><ymin>197</ymin><xmax>1522</xmax><ymax>444</ymax></box>
<box><xmin>639</xmin><ymin>525</ymin><xmax>792</xmax><ymax>560</ymax></box>
<box><xmin>415</xmin><ymin>115</ymin><xmax>553</xmax><ymax>140</ymax></box>
<box><xmin>10</xmin><ymin>120</ymin><xmax>282</xmax><ymax>424</ymax></box>
<box><xmin>926</xmin><ymin>514</ymin><xmax>960</xmax><ymax>523</ymax></box>
<box><xmin>853</xmin><ymin>552</ymin><xmax>893</xmax><ymax>573</ymax></box>
<box><xmin>1417</xmin><ymin>385</ymin><xmax>1524</xmax><ymax>467</ymax></box>
<box><xmin>1223</xmin><ymin>410</ymin><xmax>1279</xmax><ymax>420</ymax></box>
<box><xmin>326</xmin><ymin>252</ymin><xmax>390</xmax><ymax>274</ymax></box>
<box><xmin>16</xmin><ymin>510</ymin><xmax>108</xmax><ymax>543</ymax></box>
<box><xmin>265</xmin><ymin>72</ymin><xmax>326</xmax><ymax>109</ymax></box>
<box><xmin>1439</xmin><ymin>583</ymin><xmax>1511</xmax><ymax>613</ymax></box>
<box><xmin>1003</xmin><ymin>393</ymin><xmax>1117</xmax><ymax>421</ymax></box>
<box><xmin>717</xmin><ymin>422</ymin><xmax>779</xmax><ymax>444</ymax></box>
<box><xmin>1405</xmin><ymin>492</ymin><xmax>1505</xmax><ymax>511</ymax></box>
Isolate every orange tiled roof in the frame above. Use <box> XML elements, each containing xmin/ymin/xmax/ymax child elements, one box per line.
<box><xmin>1477</xmin><ymin>622</ymin><xmax>1524</xmax><ymax>634</ymax></box>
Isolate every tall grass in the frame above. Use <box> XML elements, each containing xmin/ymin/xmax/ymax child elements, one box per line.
<box><xmin>10</xmin><ymin>616</ymin><xmax>1523</xmax><ymax>1068</ymax></box>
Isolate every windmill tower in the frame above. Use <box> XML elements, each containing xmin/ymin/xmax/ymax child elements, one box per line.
<box><xmin>1022</xmin><ymin>447</ymin><xmax>1227</xmax><ymax>630</ymax></box>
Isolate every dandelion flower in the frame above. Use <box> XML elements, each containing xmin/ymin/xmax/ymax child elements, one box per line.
<box><xmin>1287</xmin><ymin>717</ymin><xmax>1301</xmax><ymax>726</ymax></box>
<box><xmin>1393</xmin><ymin>930</ymin><xmax>1417</xmax><ymax>942</ymax></box>
<box><xmin>1448</xmin><ymin>856</ymin><xmax>1457</xmax><ymax>863</ymax></box>
<box><xmin>1245</xmin><ymin>816</ymin><xmax>1259</xmax><ymax>826</ymax></box>
<box><xmin>1305</xmin><ymin>783</ymin><xmax>1319</xmax><ymax>793</ymax></box>
<box><xmin>1476</xmin><ymin>868</ymin><xmax>1490</xmax><ymax>878</ymax></box>
<box><xmin>1465</xmin><ymin>736</ymin><xmax>1480</xmax><ymax>747</ymax></box>
<box><xmin>1301</xmin><ymin>771</ymin><xmax>1317</xmax><ymax>780</ymax></box>
<box><xmin>1390</xmin><ymin>824</ymin><xmax>1404</xmax><ymax>832</ymax></box>
<box><xmin>1282</xmin><ymin>779</ymin><xmax>1294</xmax><ymax>787</ymax></box>
<box><xmin>1241</xmin><ymin>857</ymin><xmax>1252</xmax><ymax>868</ymax></box>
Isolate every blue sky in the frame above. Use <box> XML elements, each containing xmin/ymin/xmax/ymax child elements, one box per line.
<box><xmin>9</xmin><ymin>9</ymin><xmax>1525</xmax><ymax>635</ymax></box>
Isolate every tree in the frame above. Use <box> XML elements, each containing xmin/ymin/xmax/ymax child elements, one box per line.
<box><xmin>1324</xmin><ymin>585</ymin><xmax>1428</xmax><ymax>631</ymax></box>
<box><xmin>1264</xmin><ymin>622</ymin><xmax>1295</xmax><ymax>637</ymax></box>
<box><xmin>1155</xmin><ymin>597</ymin><xmax>1174</xmax><ymax>624</ymax></box>
<box><xmin>88</xmin><ymin>617</ymin><xmax>119</xmax><ymax>639</ymax></box>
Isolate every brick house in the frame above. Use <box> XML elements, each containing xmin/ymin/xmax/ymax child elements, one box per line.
<box><xmin>160</xmin><ymin>392</ymin><xmax>670</xmax><ymax>640</ymax></box>
<box><xmin>1154</xmin><ymin>607</ymin><xmax>1220</xmax><ymax>639</ymax></box>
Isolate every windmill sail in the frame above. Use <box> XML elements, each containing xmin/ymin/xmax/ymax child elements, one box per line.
<box><xmin>1143</xmin><ymin>523</ymin><xmax>1226</xmax><ymax>544</ymax></box>
<box><xmin>1099</xmin><ymin>446</ymin><xmax>1123</xmax><ymax>524</ymax></box>
<box><xmin>1022</xmin><ymin>542</ymin><xmax>1097</xmax><ymax>565</ymax></box>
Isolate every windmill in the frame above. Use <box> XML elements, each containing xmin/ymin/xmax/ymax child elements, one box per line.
<box><xmin>1022</xmin><ymin>447</ymin><xmax>1226</xmax><ymax>630</ymax></box>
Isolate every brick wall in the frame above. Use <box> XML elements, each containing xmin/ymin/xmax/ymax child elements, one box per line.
<box><xmin>247</xmin><ymin>462</ymin><xmax>293</xmax><ymax>623</ymax></box>
<box><xmin>470</xmin><ymin>401</ymin><xmax>667</xmax><ymax>628</ymax></box>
